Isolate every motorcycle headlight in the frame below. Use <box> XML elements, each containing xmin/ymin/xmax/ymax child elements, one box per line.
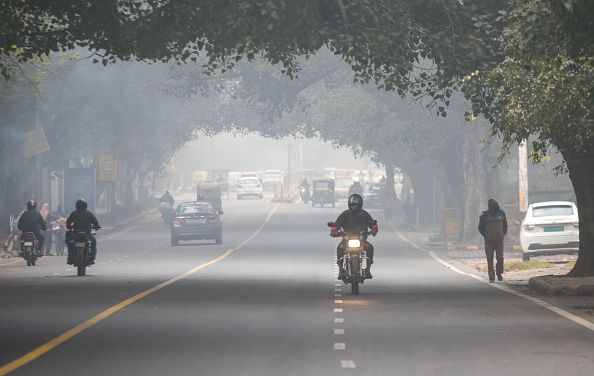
<box><xmin>347</xmin><ymin>239</ymin><xmax>361</xmax><ymax>248</ymax></box>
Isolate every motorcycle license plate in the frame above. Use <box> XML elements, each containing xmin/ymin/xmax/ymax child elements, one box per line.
<box><xmin>24</xmin><ymin>242</ymin><xmax>33</xmax><ymax>246</ymax></box>
<box><xmin>74</xmin><ymin>242</ymin><xmax>86</xmax><ymax>247</ymax></box>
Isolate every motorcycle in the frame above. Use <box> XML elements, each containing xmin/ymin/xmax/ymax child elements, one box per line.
<box><xmin>300</xmin><ymin>187</ymin><xmax>310</xmax><ymax>204</ymax></box>
<box><xmin>328</xmin><ymin>220</ymin><xmax>377</xmax><ymax>295</ymax></box>
<box><xmin>69</xmin><ymin>230</ymin><xmax>94</xmax><ymax>276</ymax></box>
<box><xmin>19</xmin><ymin>232</ymin><xmax>40</xmax><ymax>266</ymax></box>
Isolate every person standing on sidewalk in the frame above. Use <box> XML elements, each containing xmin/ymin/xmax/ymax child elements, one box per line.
<box><xmin>478</xmin><ymin>199</ymin><xmax>508</xmax><ymax>282</ymax></box>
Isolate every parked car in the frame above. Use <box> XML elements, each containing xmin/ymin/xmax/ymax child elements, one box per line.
<box><xmin>334</xmin><ymin>179</ymin><xmax>353</xmax><ymax>200</ymax></box>
<box><xmin>236</xmin><ymin>177</ymin><xmax>263</xmax><ymax>199</ymax></box>
<box><xmin>170</xmin><ymin>202</ymin><xmax>222</xmax><ymax>246</ymax></box>
<box><xmin>261</xmin><ymin>170</ymin><xmax>284</xmax><ymax>188</ymax></box>
<box><xmin>515</xmin><ymin>201</ymin><xmax>579</xmax><ymax>261</ymax></box>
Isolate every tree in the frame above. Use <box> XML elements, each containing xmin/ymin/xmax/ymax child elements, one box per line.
<box><xmin>463</xmin><ymin>0</ymin><xmax>594</xmax><ymax>276</ymax></box>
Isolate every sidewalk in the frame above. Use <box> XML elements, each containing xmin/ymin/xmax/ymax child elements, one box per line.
<box><xmin>397</xmin><ymin>228</ymin><xmax>594</xmax><ymax>296</ymax></box>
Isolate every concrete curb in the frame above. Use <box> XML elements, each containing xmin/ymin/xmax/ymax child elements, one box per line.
<box><xmin>528</xmin><ymin>275</ymin><xmax>594</xmax><ymax>296</ymax></box>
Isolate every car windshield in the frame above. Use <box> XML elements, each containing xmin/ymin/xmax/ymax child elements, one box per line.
<box><xmin>240</xmin><ymin>178</ymin><xmax>259</xmax><ymax>184</ymax></box>
<box><xmin>336</xmin><ymin>180</ymin><xmax>352</xmax><ymax>188</ymax></box>
<box><xmin>532</xmin><ymin>205</ymin><xmax>574</xmax><ymax>217</ymax></box>
<box><xmin>178</xmin><ymin>203</ymin><xmax>214</xmax><ymax>214</ymax></box>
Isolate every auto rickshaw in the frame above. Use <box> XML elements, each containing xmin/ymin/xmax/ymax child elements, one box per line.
<box><xmin>311</xmin><ymin>178</ymin><xmax>335</xmax><ymax>208</ymax></box>
<box><xmin>196</xmin><ymin>183</ymin><xmax>224</xmax><ymax>214</ymax></box>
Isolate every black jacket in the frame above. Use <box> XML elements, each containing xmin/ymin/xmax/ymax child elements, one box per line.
<box><xmin>333</xmin><ymin>210</ymin><xmax>375</xmax><ymax>236</ymax></box>
<box><xmin>478</xmin><ymin>209</ymin><xmax>507</xmax><ymax>242</ymax></box>
<box><xmin>18</xmin><ymin>209</ymin><xmax>47</xmax><ymax>233</ymax></box>
<box><xmin>66</xmin><ymin>209</ymin><xmax>100</xmax><ymax>235</ymax></box>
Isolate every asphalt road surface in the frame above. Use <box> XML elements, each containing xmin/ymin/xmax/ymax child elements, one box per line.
<box><xmin>2</xmin><ymin>194</ymin><xmax>594</xmax><ymax>376</ymax></box>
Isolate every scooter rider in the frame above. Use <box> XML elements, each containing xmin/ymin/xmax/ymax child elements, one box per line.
<box><xmin>66</xmin><ymin>199</ymin><xmax>101</xmax><ymax>265</ymax></box>
<box><xmin>17</xmin><ymin>200</ymin><xmax>47</xmax><ymax>257</ymax></box>
<box><xmin>330</xmin><ymin>194</ymin><xmax>378</xmax><ymax>279</ymax></box>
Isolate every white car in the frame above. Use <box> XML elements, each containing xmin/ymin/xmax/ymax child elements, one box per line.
<box><xmin>261</xmin><ymin>170</ymin><xmax>284</xmax><ymax>188</ymax></box>
<box><xmin>516</xmin><ymin>201</ymin><xmax>579</xmax><ymax>261</ymax></box>
<box><xmin>236</xmin><ymin>177</ymin><xmax>263</xmax><ymax>199</ymax></box>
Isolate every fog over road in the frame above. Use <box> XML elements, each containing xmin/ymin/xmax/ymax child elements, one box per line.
<box><xmin>2</xmin><ymin>194</ymin><xmax>594</xmax><ymax>376</ymax></box>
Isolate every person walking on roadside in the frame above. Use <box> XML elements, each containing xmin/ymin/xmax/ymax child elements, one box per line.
<box><xmin>478</xmin><ymin>199</ymin><xmax>508</xmax><ymax>282</ymax></box>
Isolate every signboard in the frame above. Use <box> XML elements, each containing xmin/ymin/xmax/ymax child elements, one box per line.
<box><xmin>99</xmin><ymin>155</ymin><xmax>118</xmax><ymax>181</ymax></box>
<box><xmin>23</xmin><ymin>128</ymin><xmax>50</xmax><ymax>158</ymax></box>
<box><xmin>64</xmin><ymin>168</ymin><xmax>96</xmax><ymax>213</ymax></box>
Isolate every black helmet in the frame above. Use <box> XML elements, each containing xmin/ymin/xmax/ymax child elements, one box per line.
<box><xmin>348</xmin><ymin>194</ymin><xmax>363</xmax><ymax>214</ymax></box>
<box><xmin>26</xmin><ymin>200</ymin><xmax>36</xmax><ymax>210</ymax></box>
<box><xmin>76</xmin><ymin>199</ymin><xmax>88</xmax><ymax>210</ymax></box>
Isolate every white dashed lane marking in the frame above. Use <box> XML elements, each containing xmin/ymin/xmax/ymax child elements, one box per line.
<box><xmin>334</xmin><ymin>343</ymin><xmax>346</xmax><ymax>350</ymax></box>
<box><xmin>341</xmin><ymin>360</ymin><xmax>356</xmax><ymax>368</ymax></box>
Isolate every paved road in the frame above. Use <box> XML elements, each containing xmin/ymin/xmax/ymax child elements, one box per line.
<box><xmin>2</xmin><ymin>195</ymin><xmax>594</xmax><ymax>375</ymax></box>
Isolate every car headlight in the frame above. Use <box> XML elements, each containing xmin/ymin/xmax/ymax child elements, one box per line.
<box><xmin>347</xmin><ymin>239</ymin><xmax>361</xmax><ymax>248</ymax></box>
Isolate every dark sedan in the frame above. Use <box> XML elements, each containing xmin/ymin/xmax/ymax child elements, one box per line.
<box><xmin>364</xmin><ymin>182</ymin><xmax>385</xmax><ymax>209</ymax></box>
<box><xmin>170</xmin><ymin>202</ymin><xmax>222</xmax><ymax>246</ymax></box>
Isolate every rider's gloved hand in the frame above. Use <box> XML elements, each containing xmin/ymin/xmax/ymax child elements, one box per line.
<box><xmin>330</xmin><ymin>227</ymin><xmax>339</xmax><ymax>237</ymax></box>
<box><xmin>371</xmin><ymin>225</ymin><xmax>378</xmax><ymax>236</ymax></box>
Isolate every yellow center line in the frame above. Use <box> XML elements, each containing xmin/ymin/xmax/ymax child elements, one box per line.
<box><xmin>0</xmin><ymin>203</ymin><xmax>280</xmax><ymax>376</ymax></box>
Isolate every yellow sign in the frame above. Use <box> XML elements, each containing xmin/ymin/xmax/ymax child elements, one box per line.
<box><xmin>99</xmin><ymin>155</ymin><xmax>118</xmax><ymax>181</ymax></box>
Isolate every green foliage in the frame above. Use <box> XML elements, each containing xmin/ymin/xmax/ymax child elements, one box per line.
<box><xmin>463</xmin><ymin>0</ymin><xmax>594</xmax><ymax>171</ymax></box>
<box><xmin>504</xmin><ymin>260</ymin><xmax>554</xmax><ymax>271</ymax></box>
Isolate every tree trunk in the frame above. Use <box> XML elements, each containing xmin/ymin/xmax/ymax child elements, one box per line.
<box><xmin>460</xmin><ymin>119</ymin><xmax>489</xmax><ymax>243</ymax></box>
<box><xmin>564</xmin><ymin>150</ymin><xmax>594</xmax><ymax>277</ymax></box>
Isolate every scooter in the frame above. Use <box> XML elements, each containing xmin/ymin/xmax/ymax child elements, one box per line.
<box><xmin>328</xmin><ymin>220</ymin><xmax>377</xmax><ymax>295</ymax></box>
<box><xmin>19</xmin><ymin>232</ymin><xmax>40</xmax><ymax>266</ymax></box>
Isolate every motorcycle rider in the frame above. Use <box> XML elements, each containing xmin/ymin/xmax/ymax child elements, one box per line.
<box><xmin>159</xmin><ymin>191</ymin><xmax>174</xmax><ymax>206</ymax></box>
<box><xmin>348</xmin><ymin>181</ymin><xmax>363</xmax><ymax>196</ymax></box>
<box><xmin>17</xmin><ymin>200</ymin><xmax>47</xmax><ymax>257</ymax></box>
<box><xmin>300</xmin><ymin>178</ymin><xmax>310</xmax><ymax>191</ymax></box>
<box><xmin>330</xmin><ymin>194</ymin><xmax>378</xmax><ymax>280</ymax></box>
<box><xmin>66</xmin><ymin>199</ymin><xmax>101</xmax><ymax>265</ymax></box>
<box><xmin>158</xmin><ymin>191</ymin><xmax>175</xmax><ymax>223</ymax></box>
<box><xmin>300</xmin><ymin>178</ymin><xmax>310</xmax><ymax>202</ymax></box>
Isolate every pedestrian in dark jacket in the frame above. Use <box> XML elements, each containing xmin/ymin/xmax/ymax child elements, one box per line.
<box><xmin>478</xmin><ymin>199</ymin><xmax>508</xmax><ymax>282</ymax></box>
<box><xmin>17</xmin><ymin>200</ymin><xmax>47</xmax><ymax>256</ymax></box>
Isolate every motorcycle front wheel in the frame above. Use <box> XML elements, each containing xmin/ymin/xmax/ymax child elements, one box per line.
<box><xmin>351</xmin><ymin>258</ymin><xmax>360</xmax><ymax>295</ymax></box>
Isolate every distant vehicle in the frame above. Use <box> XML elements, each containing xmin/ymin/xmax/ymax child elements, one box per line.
<box><xmin>196</xmin><ymin>183</ymin><xmax>224</xmax><ymax>214</ymax></box>
<box><xmin>515</xmin><ymin>201</ymin><xmax>579</xmax><ymax>261</ymax></box>
<box><xmin>192</xmin><ymin>171</ymin><xmax>208</xmax><ymax>187</ymax></box>
<box><xmin>311</xmin><ymin>177</ymin><xmax>335</xmax><ymax>208</ymax></box>
<box><xmin>240</xmin><ymin>171</ymin><xmax>259</xmax><ymax>179</ymax></box>
<box><xmin>261</xmin><ymin>170</ymin><xmax>284</xmax><ymax>188</ymax></box>
<box><xmin>335</xmin><ymin>179</ymin><xmax>353</xmax><ymax>200</ymax></box>
<box><xmin>236</xmin><ymin>177</ymin><xmax>263</xmax><ymax>199</ymax></box>
<box><xmin>364</xmin><ymin>182</ymin><xmax>385</xmax><ymax>209</ymax></box>
<box><xmin>171</xmin><ymin>202</ymin><xmax>222</xmax><ymax>246</ymax></box>
<box><xmin>351</xmin><ymin>170</ymin><xmax>368</xmax><ymax>183</ymax></box>
<box><xmin>228</xmin><ymin>172</ymin><xmax>242</xmax><ymax>189</ymax></box>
